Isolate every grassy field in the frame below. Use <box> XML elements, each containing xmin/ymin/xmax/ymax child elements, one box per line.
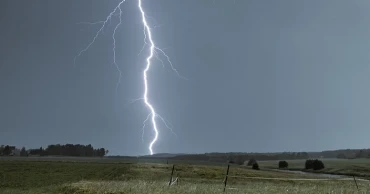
<box><xmin>0</xmin><ymin>159</ymin><xmax>370</xmax><ymax>193</ymax></box>
<box><xmin>259</xmin><ymin>158</ymin><xmax>370</xmax><ymax>178</ymax></box>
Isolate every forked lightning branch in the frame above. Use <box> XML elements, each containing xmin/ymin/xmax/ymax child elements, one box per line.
<box><xmin>74</xmin><ymin>0</ymin><xmax>182</xmax><ymax>155</ymax></box>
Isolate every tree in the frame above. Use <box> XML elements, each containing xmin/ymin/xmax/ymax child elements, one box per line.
<box><xmin>312</xmin><ymin>159</ymin><xmax>325</xmax><ymax>170</ymax></box>
<box><xmin>3</xmin><ymin>145</ymin><xmax>11</xmax><ymax>156</ymax></box>
<box><xmin>278</xmin><ymin>161</ymin><xmax>288</xmax><ymax>169</ymax></box>
<box><xmin>20</xmin><ymin>147</ymin><xmax>28</xmax><ymax>157</ymax></box>
<box><xmin>0</xmin><ymin>145</ymin><xmax>4</xmax><ymax>155</ymax></box>
<box><xmin>305</xmin><ymin>159</ymin><xmax>314</xmax><ymax>169</ymax></box>
<box><xmin>252</xmin><ymin>162</ymin><xmax>260</xmax><ymax>170</ymax></box>
<box><xmin>39</xmin><ymin>147</ymin><xmax>45</xmax><ymax>156</ymax></box>
<box><xmin>19</xmin><ymin>144</ymin><xmax>108</xmax><ymax>157</ymax></box>
<box><xmin>356</xmin><ymin>149</ymin><xmax>368</xmax><ymax>158</ymax></box>
<box><xmin>305</xmin><ymin>159</ymin><xmax>325</xmax><ymax>170</ymax></box>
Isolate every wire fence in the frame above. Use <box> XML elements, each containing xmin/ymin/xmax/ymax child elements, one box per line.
<box><xmin>226</xmin><ymin>175</ymin><xmax>369</xmax><ymax>182</ymax></box>
<box><xmin>167</xmin><ymin>164</ymin><xmax>369</xmax><ymax>192</ymax></box>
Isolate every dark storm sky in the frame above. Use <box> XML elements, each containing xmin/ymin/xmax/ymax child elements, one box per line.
<box><xmin>1</xmin><ymin>0</ymin><xmax>370</xmax><ymax>156</ymax></box>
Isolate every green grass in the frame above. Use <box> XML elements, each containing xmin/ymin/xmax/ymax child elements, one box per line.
<box><xmin>259</xmin><ymin>158</ymin><xmax>370</xmax><ymax>178</ymax></box>
<box><xmin>1</xmin><ymin>159</ymin><xmax>370</xmax><ymax>193</ymax></box>
<box><xmin>0</xmin><ymin>160</ymin><xmax>310</xmax><ymax>188</ymax></box>
<box><xmin>60</xmin><ymin>180</ymin><xmax>370</xmax><ymax>194</ymax></box>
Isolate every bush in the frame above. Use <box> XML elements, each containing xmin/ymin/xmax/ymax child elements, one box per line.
<box><xmin>247</xmin><ymin>158</ymin><xmax>257</xmax><ymax>166</ymax></box>
<box><xmin>252</xmin><ymin>162</ymin><xmax>260</xmax><ymax>170</ymax></box>
<box><xmin>305</xmin><ymin>159</ymin><xmax>325</xmax><ymax>170</ymax></box>
<box><xmin>313</xmin><ymin>159</ymin><xmax>325</xmax><ymax>170</ymax></box>
<box><xmin>278</xmin><ymin>161</ymin><xmax>288</xmax><ymax>169</ymax></box>
<box><xmin>305</xmin><ymin>159</ymin><xmax>313</xmax><ymax>169</ymax></box>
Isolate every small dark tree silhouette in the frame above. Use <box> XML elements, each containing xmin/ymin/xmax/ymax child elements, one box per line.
<box><xmin>313</xmin><ymin>159</ymin><xmax>325</xmax><ymax>170</ymax></box>
<box><xmin>3</xmin><ymin>145</ymin><xmax>11</xmax><ymax>156</ymax></box>
<box><xmin>305</xmin><ymin>159</ymin><xmax>325</xmax><ymax>170</ymax></box>
<box><xmin>305</xmin><ymin>159</ymin><xmax>314</xmax><ymax>169</ymax></box>
<box><xmin>278</xmin><ymin>161</ymin><xmax>288</xmax><ymax>169</ymax></box>
<box><xmin>252</xmin><ymin>162</ymin><xmax>260</xmax><ymax>170</ymax></box>
<box><xmin>39</xmin><ymin>147</ymin><xmax>45</xmax><ymax>156</ymax></box>
<box><xmin>20</xmin><ymin>147</ymin><xmax>28</xmax><ymax>157</ymax></box>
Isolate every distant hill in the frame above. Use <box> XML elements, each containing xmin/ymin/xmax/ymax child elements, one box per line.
<box><xmin>164</xmin><ymin>149</ymin><xmax>370</xmax><ymax>164</ymax></box>
<box><xmin>108</xmin><ymin>149</ymin><xmax>370</xmax><ymax>163</ymax></box>
<box><xmin>149</xmin><ymin>153</ymin><xmax>185</xmax><ymax>158</ymax></box>
<box><xmin>107</xmin><ymin>153</ymin><xmax>186</xmax><ymax>159</ymax></box>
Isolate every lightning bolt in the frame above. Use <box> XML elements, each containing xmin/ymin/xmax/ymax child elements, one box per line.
<box><xmin>75</xmin><ymin>0</ymin><xmax>182</xmax><ymax>155</ymax></box>
<box><xmin>137</xmin><ymin>0</ymin><xmax>159</xmax><ymax>155</ymax></box>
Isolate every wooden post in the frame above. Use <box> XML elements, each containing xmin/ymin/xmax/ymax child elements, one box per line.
<box><xmin>176</xmin><ymin>171</ymin><xmax>179</xmax><ymax>185</ymax></box>
<box><xmin>353</xmin><ymin>176</ymin><xmax>359</xmax><ymax>190</ymax></box>
<box><xmin>169</xmin><ymin>165</ymin><xmax>175</xmax><ymax>186</ymax></box>
<box><xmin>223</xmin><ymin>164</ymin><xmax>230</xmax><ymax>192</ymax></box>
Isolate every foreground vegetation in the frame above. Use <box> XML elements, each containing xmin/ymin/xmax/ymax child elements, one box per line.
<box><xmin>2</xmin><ymin>180</ymin><xmax>369</xmax><ymax>194</ymax></box>
<box><xmin>1</xmin><ymin>159</ymin><xmax>369</xmax><ymax>193</ymax></box>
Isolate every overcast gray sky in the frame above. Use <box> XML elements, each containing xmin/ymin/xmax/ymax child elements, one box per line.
<box><xmin>1</xmin><ymin>0</ymin><xmax>370</xmax><ymax>156</ymax></box>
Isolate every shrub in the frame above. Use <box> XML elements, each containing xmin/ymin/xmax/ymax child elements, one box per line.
<box><xmin>305</xmin><ymin>159</ymin><xmax>325</xmax><ymax>170</ymax></box>
<box><xmin>305</xmin><ymin>159</ymin><xmax>314</xmax><ymax>169</ymax></box>
<box><xmin>313</xmin><ymin>159</ymin><xmax>325</xmax><ymax>170</ymax></box>
<box><xmin>278</xmin><ymin>161</ymin><xmax>288</xmax><ymax>169</ymax></box>
<box><xmin>252</xmin><ymin>162</ymin><xmax>260</xmax><ymax>170</ymax></box>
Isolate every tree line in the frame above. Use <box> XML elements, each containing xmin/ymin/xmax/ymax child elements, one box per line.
<box><xmin>0</xmin><ymin>144</ymin><xmax>108</xmax><ymax>157</ymax></box>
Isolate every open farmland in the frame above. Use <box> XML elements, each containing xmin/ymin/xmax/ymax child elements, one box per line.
<box><xmin>259</xmin><ymin>158</ymin><xmax>370</xmax><ymax>178</ymax></box>
<box><xmin>1</xmin><ymin>158</ymin><xmax>370</xmax><ymax>193</ymax></box>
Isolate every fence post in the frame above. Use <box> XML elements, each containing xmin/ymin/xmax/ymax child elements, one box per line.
<box><xmin>169</xmin><ymin>164</ymin><xmax>175</xmax><ymax>186</ymax></box>
<box><xmin>353</xmin><ymin>176</ymin><xmax>359</xmax><ymax>190</ymax></box>
<box><xmin>223</xmin><ymin>164</ymin><xmax>230</xmax><ymax>192</ymax></box>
